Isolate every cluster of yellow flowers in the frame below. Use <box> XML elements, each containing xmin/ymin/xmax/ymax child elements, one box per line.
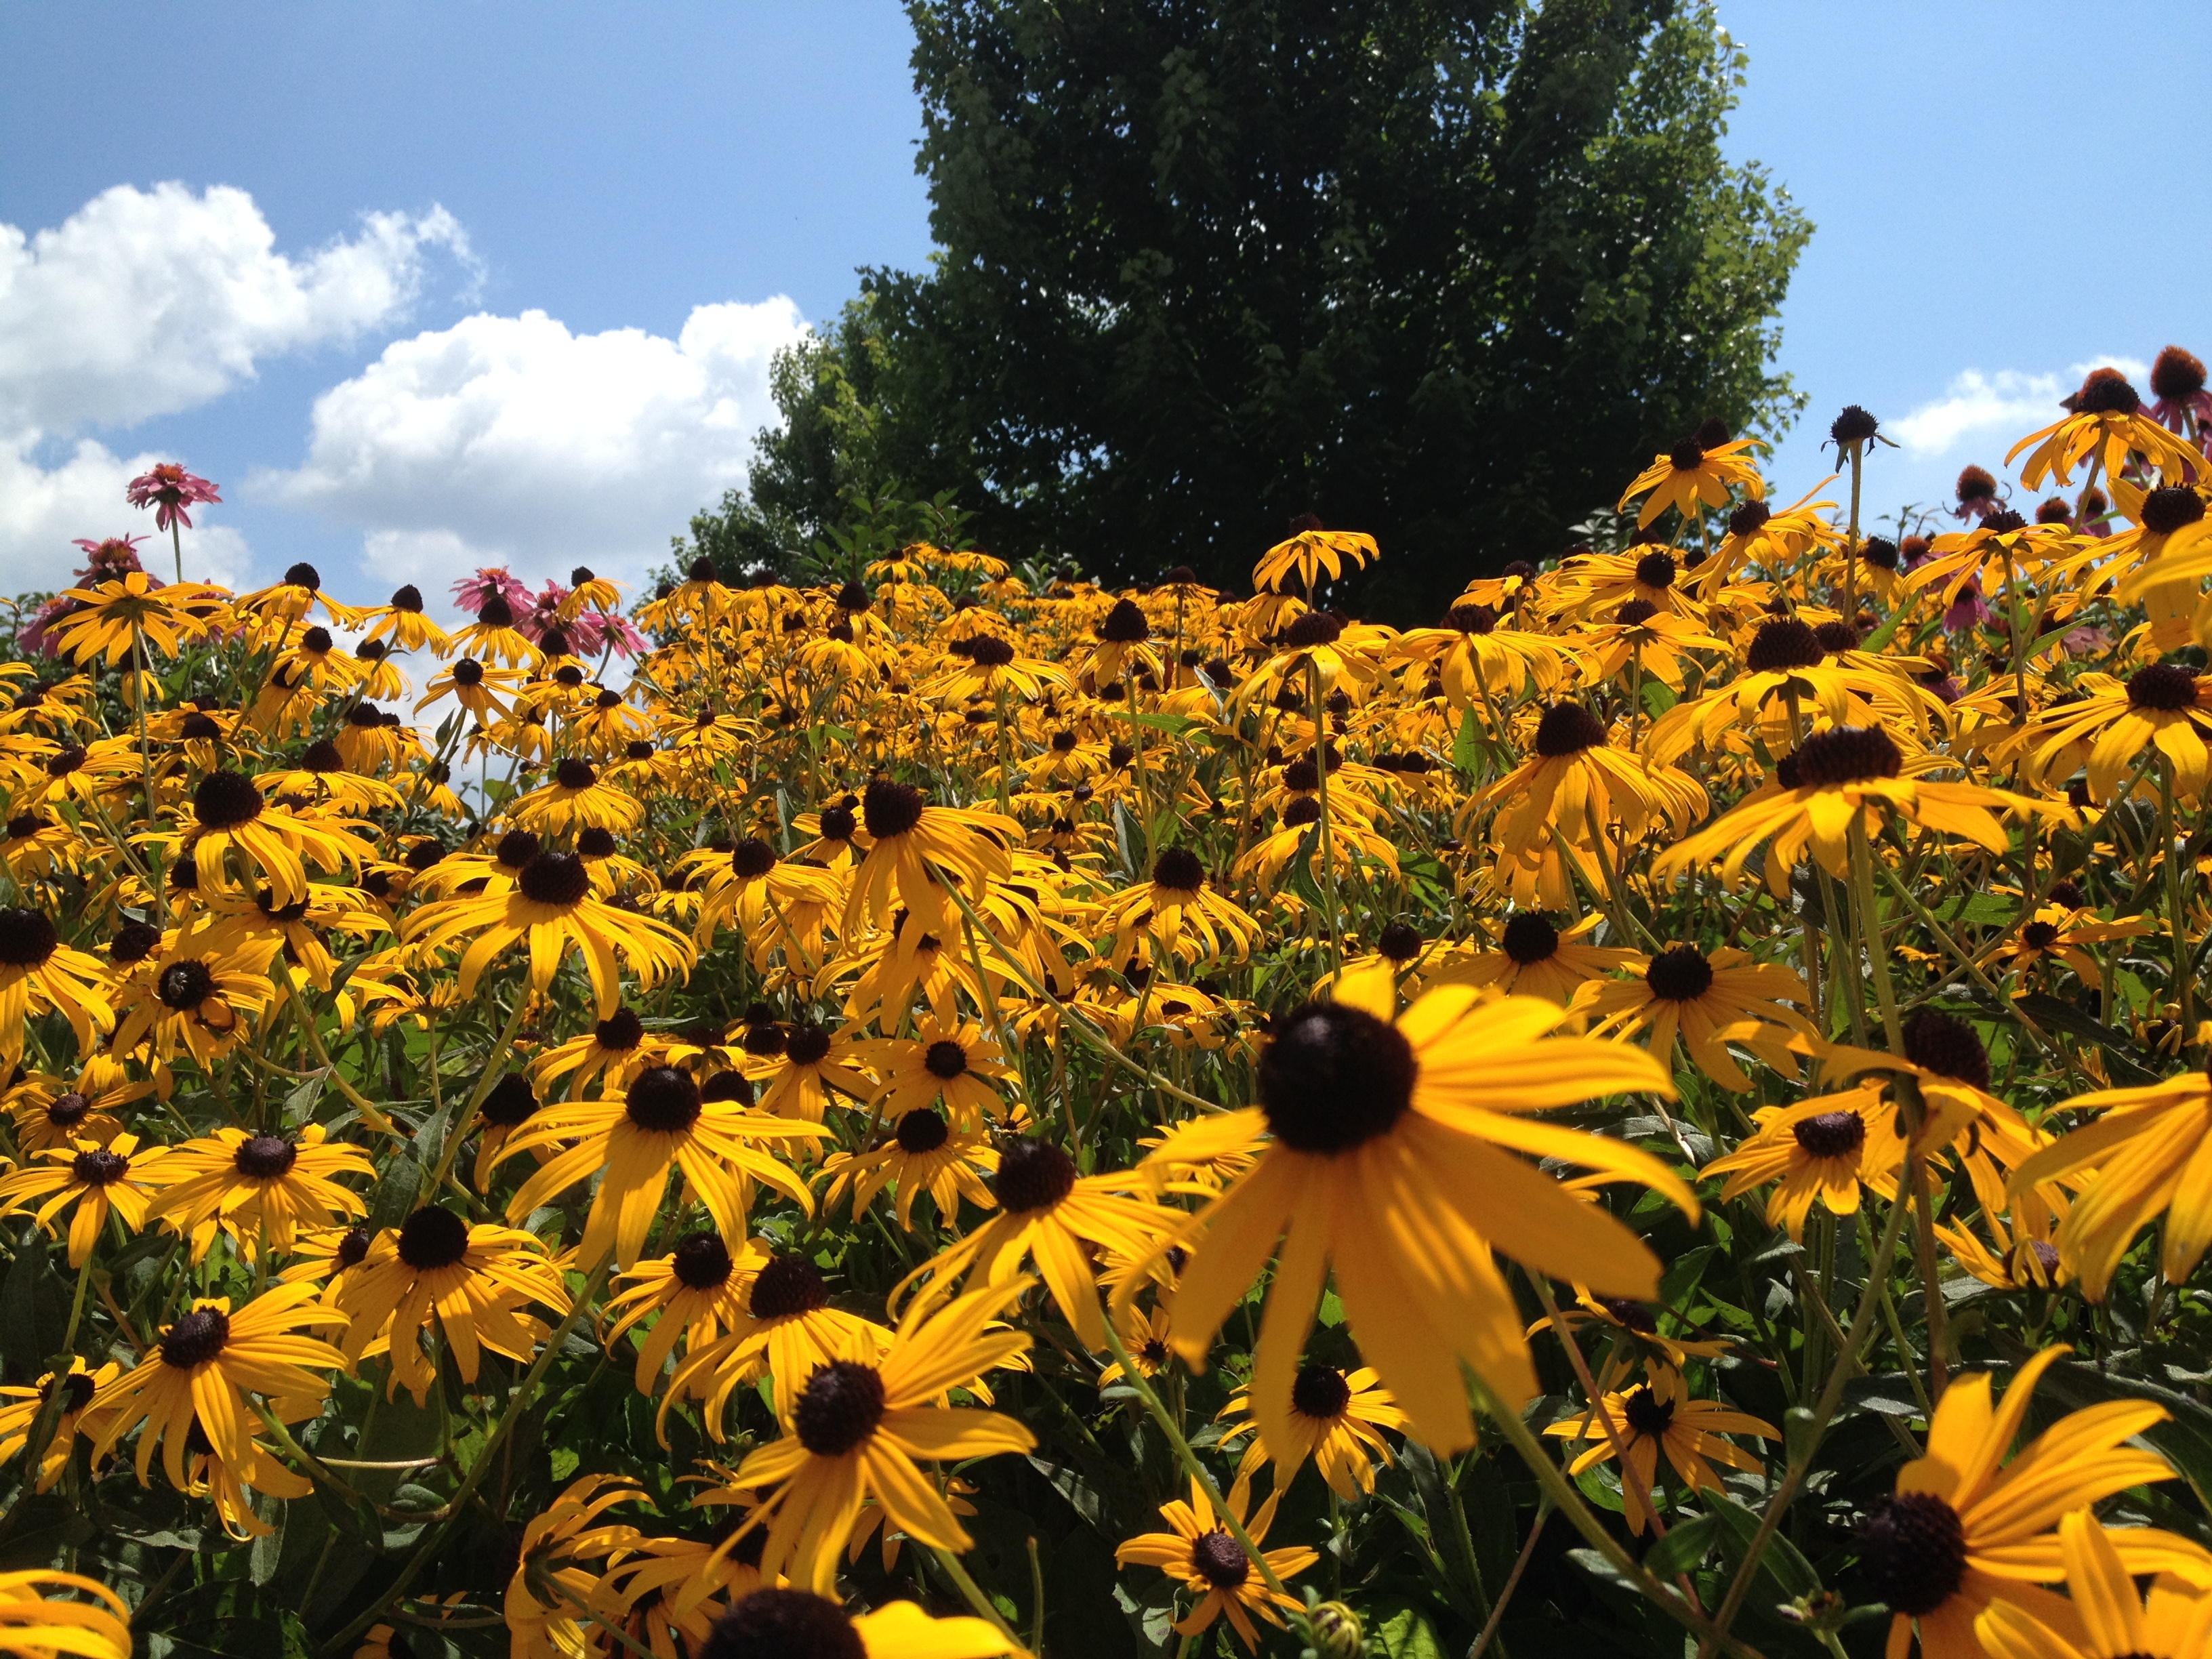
<box><xmin>7</xmin><ymin>352</ymin><xmax>2212</xmax><ymax>1658</ymax></box>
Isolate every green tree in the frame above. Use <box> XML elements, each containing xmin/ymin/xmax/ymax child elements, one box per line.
<box><xmin>698</xmin><ymin>0</ymin><xmax>1810</xmax><ymax>617</ymax></box>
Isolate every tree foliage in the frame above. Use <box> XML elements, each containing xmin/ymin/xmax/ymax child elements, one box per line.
<box><xmin>688</xmin><ymin>0</ymin><xmax>1810</xmax><ymax>618</ymax></box>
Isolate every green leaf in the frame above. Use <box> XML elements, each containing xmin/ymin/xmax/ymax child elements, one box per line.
<box><xmin>1452</xmin><ymin>705</ymin><xmax>1481</xmax><ymax>775</ymax></box>
<box><xmin>1373</xmin><ymin>1607</ymin><xmax>1447</xmax><ymax>1659</ymax></box>
<box><xmin>1641</xmin><ymin>1509</ymin><xmax>1719</xmax><ymax>1578</ymax></box>
<box><xmin>1708</xmin><ymin>1492</ymin><xmax>1822</xmax><ymax>1601</ymax></box>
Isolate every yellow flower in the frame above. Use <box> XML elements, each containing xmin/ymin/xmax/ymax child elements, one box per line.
<box><xmin>1160</xmin><ymin>963</ymin><xmax>1692</xmax><ymax>1456</ymax></box>
<box><xmin>844</xmin><ymin>778</ymin><xmax>1017</xmax><ymax>935</ymax></box>
<box><xmin>1252</xmin><ymin>517</ymin><xmax>1380</xmax><ymax>596</ymax></box>
<box><xmin>1581</xmin><ymin>943</ymin><xmax>1813</xmax><ymax>1092</ymax></box>
<box><xmin>0</xmin><ymin>907</ymin><xmax>112</xmax><ymax>1069</ymax></box>
<box><xmin>176</xmin><ymin>769</ymin><xmax>365</xmax><ymax>907</ymax></box>
<box><xmin>1617</xmin><ymin>431</ymin><xmax>1765</xmax><ymax>527</ymax></box>
<box><xmin>0</xmin><ymin>1359</ymin><xmax>117</xmax><ymax>1492</ymax></box>
<box><xmin>143</xmin><ymin>1123</ymin><xmax>374</xmax><ymax>1263</ymax></box>
<box><xmin>1217</xmin><ymin>1360</ymin><xmax>1407</xmax><ymax>1500</ymax></box>
<box><xmin>1115</xmin><ymin>1476</ymin><xmax>1317</xmax><ymax>1651</ymax></box>
<box><xmin>87</xmin><ymin>1283</ymin><xmax>346</xmax><ymax>1497</ymax></box>
<box><xmin>709</xmin><ymin>1277</ymin><xmax>1036</xmax><ymax>1595</ymax></box>
<box><xmin>0</xmin><ymin>1570</ymin><xmax>134</xmax><ymax>1659</ymax></box>
<box><xmin>332</xmin><ymin>1205</ymin><xmax>571</xmax><ymax>1401</ymax></box>
<box><xmin>0</xmin><ymin>1131</ymin><xmax>168</xmax><ymax>1267</ymax></box>
<box><xmin>495</xmin><ymin>1063</ymin><xmax>824</xmax><ymax>1269</ymax></box>
<box><xmin>1975</xmin><ymin>1508</ymin><xmax>2212</xmax><ymax>1659</ymax></box>
<box><xmin>2007</xmin><ymin>367</ymin><xmax>2206</xmax><ymax>491</ymax></box>
<box><xmin>1542</xmin><ymin>1363</ymin><xmax>1778</xmax><ymax>1534</ymax></box>
<box><xmin>1856</xmin><ymin>1345</ymin><xmax>2209</xmax><ymax>1659</ymax></box>
<box><xmin>819</xmin><ymin>1105</ymin><xmax>1000</xmax><ymax>1231</ymax></box>
<box><xmin>1699</xmin><ymin>1084</ymin><xmax>1906</xmax><ymax>1240</ymax></box>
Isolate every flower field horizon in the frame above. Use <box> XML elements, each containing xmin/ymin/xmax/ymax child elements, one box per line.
<box><xmin>5</xmin><ymin>358</ymin><xmax>2212</xmax><ymax>1658</ymax></box>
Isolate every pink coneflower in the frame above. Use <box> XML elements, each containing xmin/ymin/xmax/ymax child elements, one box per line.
<box><xmin>125</xmin><ymin>464</ymin><xmax>222</xmax><ymax>532</ymax></box>
<box><xmin>2148</xmin><ymin>346</ymin><xmax>2212</xmax><ymax>444</ymax></box>
<box><xmin>1942</xmin><ymin>574</ymin><xmax>1990</xmax><ymax>634</ymax></box>
<box><xmin>451</xmin><ymin>568</ymin><xmax>531</xmax><ymax>617</ymax></box>
<box><xmin>69</xmin><ymin>535</ymin><xmax>149</xmax><ymax>576</ymax></box>
<box><xmin>516</xmin><ymin>579</ymin><xmax>574</xmax><ymax>644</ymax></box>
<box><xmin>583</xmin><ymin>611</ymin><xmax>646</xmax><ymax>660</ymax></box>
<box><xmin>1951</xmin><ymin>465</ymin><xmax>2003</xmax><ymax>521</ymax></box>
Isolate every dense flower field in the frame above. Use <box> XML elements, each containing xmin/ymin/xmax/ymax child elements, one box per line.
<box><xmin>5</xmin><ymin>360</ymin><xmax>2212</xmax><ymax>1659</ymax></box>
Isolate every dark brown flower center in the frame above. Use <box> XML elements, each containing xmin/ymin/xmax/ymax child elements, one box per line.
<box><xmin>994</xmin><ymin>1138</ymin><xmax>1078</xmax><ymax>1213</ymax></box>
<box><xmin>1190</xmin><ymin>1530</ymin><xmax>1250</xmax><ymax>1589</ymax></box>
<box><xmin>1623</xmin><ymin>1385</ymin><xmax>1675</xmax><ymax>1437</ymax></box>
<box><xmin>748</xmin><ymin>1253</ymin><xmax>829</xmax><ymax>1319</ymax></box>
<box><xmin>1376</xmin><ymin>921</ymin><xmax>1422</xmax><ymax>963</ymax></box>
<box><xmin>396</xmin><ymin>1206</ymin><xmax>471</xmax><ymax>1271</ymax></box>
<box><xmin>1292</xmin><ymin>1363</ymin><xmax>1353</xmax><ymax>1420</ymax></box>
<box><xmin>701</xmin><ymin>1589</ymin><xmax>863</xmax><ymax>1659</ymax></box>
<box><xmin>1447</xmin><ymin>602</ymin><xmax>1499</xmax><ymax>634</ymax></box>
<box><xmin>671</xmin><ymin>1231</ymin><xmax>735</xmax><ymax>1290</ymax></box>
<box><xmin>1902</xmin><ymin>1008</ymin><xmax>1991</xmax><ymax>1089</ymax></box>
<box><xmin>1744</xmin><ymin>618</ymin><xmax>1825</xmax><ymax>673</ymax></box>
<box><xmin>2129</xmin><ymin>663</ymin><xmax>2198</xmax><ymax>712</ymax></box>
<box><xmin>1502</xmin><ymin>912</ymin><xmax>1559</xmax><ymax>965</ymax></box>
<box><xmin>159</xmin><ymin>1307</ymin><xmax>230</xmax><ymax>1369</ymax></box>
<box><xmin>1152</xmin><ymin>847</ymin><xmax>1206</xmax><ymax>893</ymax></box>
<box><xmin>1645</xmin><ymin>945</ymin><xmax>1715</xmax><ymax>1002</ymax></box>
<box><xmin>1793</xmin><ymin>1110</ymin><xmax>1866</xmax><ymax>1160</ymax></box>
<box><xmin>1830</xmin><ymin>405</ymin><xmax>1881</xmax><ymax>445</ymax></box>
<box><xmin>479</xmin><ymin>1072</ymin><xmax>539</xmax><ymax>1128</ymax></box>
<box><xmin>924</xmin><ymin>1041</ymin><xmax>970</xmax><ymax>1080</ymax></box>
<box><xmin>1283</xmin><ymin>611</ymin><xmax>1343</xmax><ymax>648</ymax></box>
<box><xmin>157</xmin><ymin>960</ymin><xmax>216</xmax><ymax>1010</ymax></box>
<box><xmin>1534</xmin><ymin>701</ymin><xmax>1606</xmax><ymax>758</ymax></box>
<box><xmin>862</xmin><ymin>780</ymin><xmax>924</xmax><ymax>838</ymax></box>
<box><xmin>731</xmin><ymin>838</ymin><xmax>778</xmax><ymax>879</ymax></box>
<box><xmin>193</xmin><ymin>769</ymin><xmax>264</xmax><ymax>830</ymax></box>
<box><xmin>793</xmin><ymin>1360</ymin><xmax>885</xmax><ymax>1456</ymax></box>
<box><xmin>596</xmin><ymin>1008</ymin><xmax>644</xmax><ymax>1052</ymax></box>
<box><xmin>1259</xmin><ymin>1002</ymin><xmax>1416</xmax><ymax>1154</ymax></box>
<box><xmin>1858</xmin><ymin>1492</ymin><xmax>1968</xmax><ymax>1616</ymax></box>
<box><xmin>626</xmin><ymin>1067</ymin><xmax>702</xmax><ymax>1134</ymax></box>
<box><xmin>45</xmin><ymin>1092</ymin><xmax>90</xmax><ymax>1130</ymax></box>
<box><xmin>1597</xmin><ymin>1296</ymin><xmax>1659</xmax><ymax>1333</ymax></box>
<box><xmin>517</xmin><ymin>852</ymin><xmax>590</xmax><ymax>906</ymax></box>
<box><xmin>109</xmin><ymin>921</ymin><xmax>160</xmax><ymax>963</ymax></box>
<box><xmin>1729</xmin><ymin>500</ymin><xmax>1771</xmax><ymax>538</ymax></box>
<box><xmin>1793</xmin><ymin>726</ymin><xmax>1902</xmax><ymax>786</ymax></box>
<box><xmin>785</xmin><ymin>1024</ymin><xmax>832</xmax><ymax>1067</ymax></box>
<box><xmin>232</xmin><ymin>1134</ymin><xmax>298</xmax><ymax>1179</ymax></box>
<box><xmin>71</xmin><ymin>1148</ymin><xmax>128</xmax><ymax>1187</ymax></box>
<box><xmin>0</xmin><ymin>909</ymin><xmax>60</xmax><ymax>968</ymax></box>
<box><xmin>43</xmin><ymin>1372</ymin><xmax>96</xmax><ymax>1413</ymax></box>
<box><xmin>1635</xmin><ymin>550</ymin><xmax>1678</xmax><ymax>589</ymax></box>
<box><xmin>2075</xmin><ymin>367</ymin><xmax>2140</xmax><ymax>415</ymax></box>
<box><xmin>2022</xmin><ymin>921</ymin><xmax>2060</xmax><ymax>950</ymax></box>
<box><xmin>895</xmin><ymin>1108</ymin><xmax>950</xmax><ymax>1153</ymax></box>
<box><xmin>1099</xmin><ymin>598</ymin><xmax>1151</xmax><ymax>643</ymax></box>
<box><xmin>335</xmin><ymin>1227</ymin><xmax>371</xmax><ymax>1269</ymax></box>
<box><xmin>2142</xmin><ymin>486</ymin><xmax>2206</xmax><ymax>536</ymax></box>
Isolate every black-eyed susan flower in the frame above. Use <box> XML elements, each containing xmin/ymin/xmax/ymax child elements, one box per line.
<box><xmin>2020</xmin><ymin>661</ymin><xmax>2212</xmax><ymax>802</ymax></box>
<box><xmin>1618</xmin><ymin>428</ymin><xmax>1765</xmax><ymax>528</ymax></box>
<box><xmin>2009</xmin><ymin>367</ymin><xmax>2206</xmax><ymax>492</ymax></box>
<box><xmin>1115</xmin><ymin>1475</ymin><xmax>1316</xmax><ymax>1652</ymax></box>
<box><xmin>1855</xmin><ymin>1345</ymin><xmax>2205</xmax><ymax>1659</ymax></box>
<box><xmin>0</xmin><ymin>1131</ymin><xmax>168</xmax><ymax>1266</ymax></box>
<box><xmin>173</xmin><ymin>769</ymin><xmax>364</xmax><ymax>907</ymax></box>
<box><xmin>403</xmin><ymin>848</ymin><xmax>695</xmax><ymax>1018</ymax></box>
<box><xmin>662</xmin><ymin>1250</ymin><xmax>893</xmax><ymax>1441</ymax></box>
<box><xmin>1252</xmin><ymin>516</ymin><xmax>1379</xmax><ymax>596</ymax></box>
<box><xmin>1974</xmin><ymin>1507</ymin><xmax>2212</xmax><ymax>1659</ymax></box>
<box><xmin>506</xmin><ymin>756</ymin><xmax>644</xmax><ymax>838</ymax></box>
<box><xmin>1217</xmin><ymin>1361</ymin><xmax>1406</xmax><ymax>1500</ymax></box>
<box><xmin>502</xmin><ymin>1472</ymin><xmax>645</xmax><ymax>1659</ymax></box>
<box><xmin>844</xmin><ymin>778</ymin><xmax>1017</xmax><ymax>934</ymax></box>
<box><xmin>496</xmin><ymin>1063</ymin><xmax>825</xmax><ymax>1269</ymax></box>
<box><xmin>142</xmin><ymin>1124</ymin><xmax>374</xmax><ymax>1263</ymax></box>
<box><xmin>1655</xmin><ymin>724</ymin><xmax>2055</xmax><ymax>894</ymax></box>
<box><xmin>2007</xmin><ymin>1065</ymin><xmax>2212</xmax><ymax>1302</ymax></box>
<box><xmin>605</xmin><ymin>1229</ymin><xmax>767</xmax><ymax>1393</ymax></box>
<box><xmin>333</xmin><ymin>1205</ymin><xmax>572</xmax><ymax>1402</ymax></box>
<box><xmin>0</xmin><ymin>1570</ymin><xmax>134</xmax><ymax>1659</ymax></box>
<box><xmin>848</xmin><ymin>1021</ymin><xmax>1017</xmax><ymax>1131</ymax></box>
<box><xmin>708</xmin><ymin>1277</ymin><xmax>1036</xmax><ymax>1594</ymax></box>
<box><xmin>1095</xmin><ymin>846</ymin><xmax>1261</xmax><ymax>970</ymax></box>
<box><xmin>1159</xmin><ymin>964</ymin><xmax>1690</xmax><ymax>1456</ymax></box>
<box><xmin>1582</xmin><ymin>943</ymin><xmax>1813</xmax><ymax>1092</ymax></box>
<box><xmin>1429</xmin><ymin>910</ymin><xmax>1638</xmax><ymax>1006</ymax></box>
<box><xmin>110</xmin><ymin>943</ymin><xmax>272</xmax><ymax>1075</ymax></box>
<box><xmin>87</xmin><ymin>1283</ymin><xmax>346</xmax><ymax>1495</ymax></box>
<box><xmin>753</xmin><ymin>1021</ymin><xmax>876</xmax><ymax>1122</ymax></box>
<box><xmin>819</xmin><ymin>1106</ymin><xmax>999</xmax><ymax>1230</ymax></box>
<box><xmin>1542</xmin><ymin>1364</ymin><xmax>1778</xmax><ymax>1534</ymax></box>
<box><xmin>1700</xmin><ymin>1084</ymin><xmax>1906</xmax><ymax>1240</ymax></box>
<box><xmin>0</xmin><ymin>1359</ymin><xmax>116</xmax><ymax>1492</ymax></box>
<box><xmin>897</xmin><ymin>1137</ymin><xmax>1168</xmax><ymax>1350</ymax></box>
<box><xmin>0</xmin><ymin>907</ymin><xmax>113</xmax><ymax>1069</ymax></box>
<box><xmin>695</xmin><ymin>1589</ymin><xmax>1026</xmax><ymax>1659</ymax></box>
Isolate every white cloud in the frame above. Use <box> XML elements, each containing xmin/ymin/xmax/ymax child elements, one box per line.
<box><xmin>0</xmin><ymin>432</ymin><xmax>249</xmax><ymax>596</ymax></box>
<box><xmin>1891</xmin><ymin>355</ymin><xmax>2150</xmax><ymax>456</ymax></box>
<box><xmin>263</xmin><ymin>298</ymin><xmax>808</xmax><ymax>602</ymax></box>
<box><xmin>0</xmin><ymin>182</ymin><xmax>475</xmax><ymax>432</ymax></box>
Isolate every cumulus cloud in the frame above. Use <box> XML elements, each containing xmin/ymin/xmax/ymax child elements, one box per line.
<box><xmin>1891</xmin><ymin>356</ymin><xmax>2149</xmax><ymax>456</ymax></box>
<box><xmin>0</xmin><ymin>182</ymin><xmax>476</xmax><ymax>432</ymax></box>
<box><xmin>263</xmin><ymin>299</ymin><xmax>808</xmax><ymax>602</ymax></box>
<box><xmin>0</xmin><ymin>432</ymin><xmax>250</xmax><ymax>595</ymax></box>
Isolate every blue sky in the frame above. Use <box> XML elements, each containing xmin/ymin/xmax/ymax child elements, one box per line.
<box><xmin>1</xmin><ymin>1</ymin><xmax>2205</xmax><ymax>607</ymax></box>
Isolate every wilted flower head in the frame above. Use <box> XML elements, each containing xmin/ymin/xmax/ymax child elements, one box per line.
<box><xmin>125</xmin><ymin>464</ymin><xmax>222</xmax><ymax>532</ymax></box>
